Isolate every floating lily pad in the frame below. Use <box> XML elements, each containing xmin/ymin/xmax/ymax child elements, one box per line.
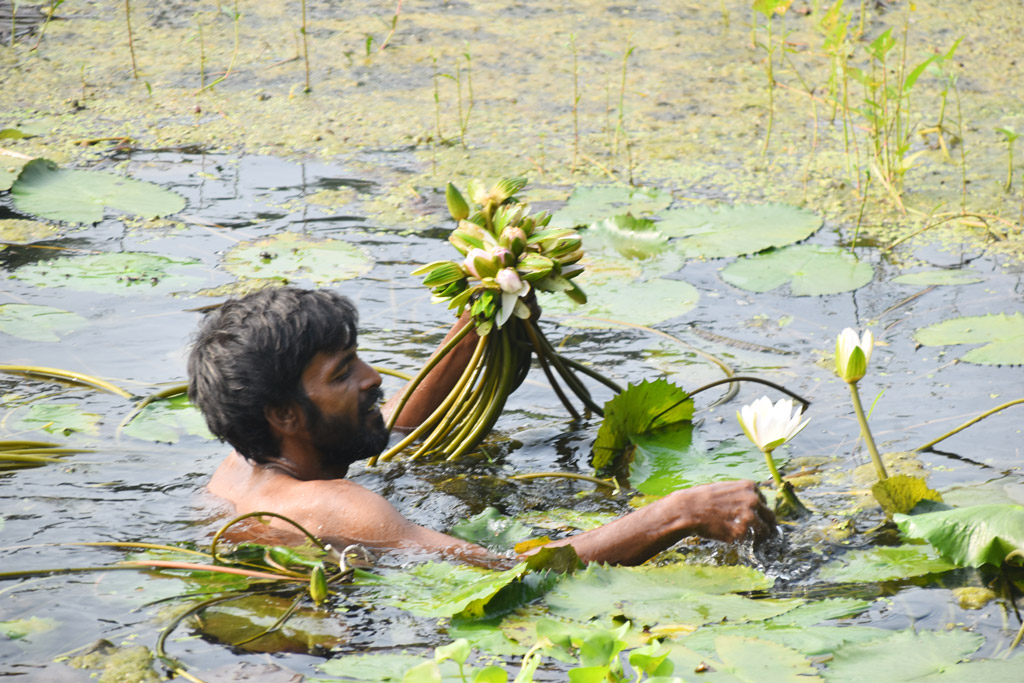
<box><xmin>198</xmin><ymin>594</ymin><xmax>348</xmax><ymax>653</ymax></box>
<box><xmin>449</xmin><ymin>507</ymin><xmax>536</xmax><ymax>553</ymax></box>
<box><xmin>223</xmin><ymin>232</ymin><xmax>373</xmax><ymax>285</ymax></box>
<box><xmin>817</xmin><ymin>544</ymin><xmax>957</xmax><ymax>583</ymax></box>
<box><xmin>895</xmin><ymin>504</ymin><xmax>1024</xmax><ymax>568</ymax></box>
<box><xmin>715</xmin><ymin>635</ymin><xmax>821</xmax><ymax>681</ymax></box>
<box><xmin>0</xmin><ymin>218</ymin><xmax>61</xmax><ymax>245</ymax></box>
<box><xmin>891</xmin><ymin>269</ymin><xmax>983</xmax><ymax>286</ymax></box>
<box><xmin>0</xmin><ymin>304</ymin><xmax>88</xmax><ymax>342</ymax></box>
<box><xmin>822</xmin><ymin>629</ymin><xmax>983</xmax><ymax>681</ymax></box>
<box><xmin>317</xmin><ymin>653</ymin><xmax>464</xmax><ymax>681</ymax></box>
<box><xmin>0</xmin><ymin>157</ymin><xmax>30</xmax><ymax>191</ymax></box>
<box><xmin>12</xmin><ymin>251</ymin><xmax>204</xmax><ymax>294</ymax></box>
<box><xmin>585</xmin><ymin>214</ymin><xmax>669</xmax><ymax>260</ymax></box>
<box><xmin>657</xmin><ymin>203</ymin><xmax>822</xmax><ymax>259</ymax></box>
<box><xmin>539</xmin><ymin>276</ymin><xmax>698</xmax><ymax>328</ymax></box>
<box><xmin>631</xmin><ymin>436</ymin><xmax>776</xmax><ymax>497</ymax></box>
<box><xmin>720</xmin><ymin>244</ymin><xmax>874</xmax><ymax>295</ymax></box>
<box><xmin>121</xmin><ymin>394</ymin><xmax>214</xmax><ymax>444</ymax></box>
<box><xmin>549</xmin><ymin>185</ymin><xmax>673</xmax><ymax>228</ymax></box>
<box><xmin>8</xmin><ymin>403</ymin><xmax>101</xmax><ymax>437</ymax></box>
<box><xmin>11</xmin><ymin>158</ymin><xmax>186</xmax><ymax>224</ymax></box>
<box><xmin>913</xmin><ymin>313</ymin><xmax>1024</xmax><ymax>365</ymax></box>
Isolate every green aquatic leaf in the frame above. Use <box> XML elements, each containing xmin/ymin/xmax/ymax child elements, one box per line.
<box><xmin>544</xmin><ymin>563</ymin><xmax>786</xmax><ymax>626</ymax></box>
<box><xmin>822</xmin><ymin>629</ymin><xmax>983</xmax><ymax>682</ymax></box>
<box><xmin>630</xmin><ymin>436</ymin><xmax>775</xmax><ymax>497</ymax></box>
<box><xmin>0</xmin><ymin>218</ymin><xmax>62</xmax><ymax>245</ymax></box>
<box><xmin>585</xmin><ymin>214</ymin><xmax>669</xmax><ymax>260</ymax></box>
<box><xmin>0</xmin><ymin>304</ymin><xmax>88</xmax><ymax>342</ymax></box>
<box><xmin>872</xmin><ymin>474</ymin><xmax>943</xmax><ymax>516</ymax></box>
<box><xmin>0</xmin><ymin>157</ymin><xmax>30</xmax><ymax>191</ymax></box>
<box><xmin>550</xmin><ymin>185</ymin><xmax>673</xmax><ymax>228</ymax></box>
<box><xmin>0</xmin><ymin>616</ymin><xmax>59</xmax><ymax>641</ymax></box>
<box><xmin>449</xmin><ymin>507</ymin><xmax>536</xmax><ymax>553</ymax></box>
<box><xmin>223</xmin><ymin>232</ymin><xmax>373</xmax><ymax>285</ymax></box>
<box><xmin>914</xmin><ymin>313</ymin><xmax>1024</xmax><ymax>365</ymax></box>
<box><xmin>12</xmin><ymin>251</ymin><xmax>204</xmax><ymax>294</ymax></box>
<box><xmin>715</xmin><ymin>635</ymin><xmax>820</xmax><ymax>682</ymax></box>
<box><xmin>8</xmin><ymin>403</ymin><xmax>101</xmax><ymax>436</ymax></box>
<box><xmin>540</xmin><ymin>276</ymin><xmax>698</xmax><ymax>328</ymax></box>
<box><xmin>720</xmin><ymin>244</ymin><xmax>873</xmax><ymax>295</ymax></box>
<box><xmin>11</xmin><ymin>158</ymin><xmax>186</xmax><ymax>223</ymax></box>
<box><xmin>198</xmin><ymin>593</ymin><xmax>348</xmax><ymax>653</ymax></box>
<box><xmin>316</xmin><ymin>653</ymin><xmax>438</xmax><ymax>681</ymax></box>
<box><xmin>592</xmin><ymin>379</ymin><xmax>693</xmax><ymax>476</ymax></box>
<box><xmin>817</xmin><ymin>544</ymin><xmax>957</xmax><ymax>583</ymax></box>
<box><xmin>121</xmin><ymin>394</ymin><xmax>214</xmax><ymax>444</ymax></box>
<box><xmin>891</xmin><ymin>269</ymin><xmax>983</xmax><ymax>286</ymax></box>
<box><xmin>895</xmin><ymin>504</ymin><xmax>1024</xmax><ymax>567</ymax></box>
<box><xmin>916</xmin><ymin>655</ymin><xmax>1024</xmax><ymax>682</ymax></box>
<box><xmin>659</xmin><ymin>203</ymin><xmax>822</xmax><ymax>259</ymax></box>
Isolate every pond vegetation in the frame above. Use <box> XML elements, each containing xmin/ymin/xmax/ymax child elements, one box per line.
<box><xmin>1</xmin><ymin>1</ymin><xmax>1023</xmax><ymax>681</ymax></box>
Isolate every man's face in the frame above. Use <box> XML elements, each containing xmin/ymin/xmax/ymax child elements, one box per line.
<box><xmin>299</xmin><ymin>345</ymin><xmax>388</xmax><ymax>475</ymax></box>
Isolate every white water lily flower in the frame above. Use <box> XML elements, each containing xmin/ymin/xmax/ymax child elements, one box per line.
<box><xmin>835</xmin><ymin>328</ymin><xmax>874</xmax><ymax>384</ymax></box>
<box><xmin>737</xmin><ymin>396</ymin><xmax>810</xmax><ymax>454</ymax></box>
<box><xmin>496</xmin><ymin>268</ymin><xmax>530</xmax><ymax>328</ymax></box>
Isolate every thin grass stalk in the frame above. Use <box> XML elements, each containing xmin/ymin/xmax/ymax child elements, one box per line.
<box><xmin>913</xmin><ymin>398</ymin><xmax>1024</xmax><ymax>453</ymax></box>
<box><xmin>613</xmin><ymin>39</ymin><xmax>633</xmax><ymax>156</ymax></box>
<box><xmin>300</xmin><ymin>0</ymin><xmax>310</xmax><ymax>92</ymax></box>
<box><xmin>570</xmin><ymin>33</ymin><xmax>580</xmax><ymax>172</ymax></box>
<box><xmin>124</xmin><ymin>0</ymin><xmax>138</xmax><ymax>79</ymax></box>
<box><xmin>197</xmin><ymin>0</ymin><xmax>240</xmax><ymax>94</ymax></box>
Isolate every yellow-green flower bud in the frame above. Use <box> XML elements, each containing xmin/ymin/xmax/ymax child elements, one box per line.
<box><xmin>309</xmin><ymin>563</ymin><xmax>328</xmax><ymax>605</ymax></box>
<box><xmin>445</xmin><ymin>183</ymin><xmax>470</xmax><ymax>221</ymax></box>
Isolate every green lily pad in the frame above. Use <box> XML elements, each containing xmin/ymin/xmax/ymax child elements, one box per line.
<box><xmin>817</xmin><ymin>544</ymin><xmax>957</xmax><ymax>583</ymax></box>
<box><xmin>223</xmin><ymin>232</ymin><xmax>373</xmax><ymax>285</ymax></box>
<box><xmin>316</xmin><ymin>653</ymin><xmax>464</xmax><ymax>681</ymax></box>
<box><xmin>0</xmin><ymin>218</ymin><xmax>62</xmax><ymax>245</ymax></box>
<box><xmin>0</xmin><ymin>156</ymin><xmax>30</xmax><ymax>191</ymax></box>
<box><xmin>198</xmin><ymin>594</ymin><xmax>348</xmax><ymax>653</ymax></box>
<box><xmin>913</xmin><ymin>313</ymin><xmax>1024</xmax><ymax>365</ymax></box>
<box><xmin>917</xmin><ymin>655</ymin><xmax>1024</xmax><ymax>682</ymax></box>
<box><xmin>539</xmin><ymin>276</ymin><xmax>698</xmax><ymax>328</ymax></box>
<box><xmin>895</xmin><ymin>504</ymin><xmax>1024</xmax><ymax>567</ymax></box>
<box><xmin>12</xmin><ymin>251</ymin><xmax>204</xmax><ymax>294</ymax></box>
<box><xmin>11</xmin><ymin>158</ymin><xmax>186</xmax><ymax>224</ymax></box>
<box><xmin>8</xmin><ymin>403</ymin><xmax>101</xmax><ymax>436</ymax></box>
<box><xmin>0</xmin><ymin>304</ymin><xmax>88</xmax><ymax>342</ymax></box>
<box><xmin>720</xmin><ymin>244</ymin><xmax>874</xmax><ymax>295</ymax></box>
<box><xmin>715</xmin><ymin>635</ymin><xmax>821</xmax><ymax>681</ymax></box>
<box><xmin>121</xmin><ymin>394</ymin><xmax>214</xmax><ymax>444</ymax></box>
<box><xmin>891</xmin><ymin>269</ymin><xmax>983</xmax><ymax>286</ymax></box>
<box><xmin>550</xmin><ymin>185</ymin><xmax>673</xmax><ymax>228</ymax></box>
<box><xmin>822</xmin><ymin>629</ymin><xmax>983</xmax><ymax>681</ymax></box>
<box><xmin>585</xmin><ymin>214</ymin><xmax>670</xmax><ymax>260</ymax></box>
<box><xmin>449</xmin><ymin>507</ymin><xmax>536</xmax><ymax>553</ymax></box>
<box><xmin>631</xmin><ymin>436</ymin><xmax>776</xmax><ymax>497</ymax></box>
<box><xmin>658</xmin><ymin>203</ymin><xmax>822</xmax><ymax>259</ymax></box>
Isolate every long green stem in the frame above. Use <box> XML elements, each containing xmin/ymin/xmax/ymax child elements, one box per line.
<box><xmin>913</xmin><ymin>398</ymin><xmax>1024</xmax><ymax>453</ymax></box>
<box><xmin>0</xmin><ymin>364</ymin><xmax>133</xmax><ymax>399</ymax></box>
<box><xmin>125</xmin><ymin>0</ymin><xmax>138</xmax><ymax>79</ymax></box>
<box><xmin>509</xmin><ymin>472</ymin><xmax>617</xmax><ymax>490</ymax></box>
<box><xmin>848</xmin><ymin>381</ymin><xmax>887</xmax><ymax>480</ymax></box>
<box><xmin>762</xmin><ymin>447</ymin><xmax>784</xmax><ymax>488</ymax></box>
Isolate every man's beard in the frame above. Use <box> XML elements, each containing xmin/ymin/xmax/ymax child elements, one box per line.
<box><xmin>306</xmin><ymin>386</ymin><xmax>388</xmax><ymax>476</ymax></box>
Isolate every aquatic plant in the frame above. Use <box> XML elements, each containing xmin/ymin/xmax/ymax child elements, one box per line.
<box><xmin>124</xmin><ymin>0</ymin><xmax>138</xmax><ymax>79</ymax></box>
<box><xmin>835</xmin><ymin>327</ymin><xmax>887</xmax><ymax>481</ymax></box>
<box><xmin>996</xmin><ymin>126</ymin><xmax>1019</xmax><ymax>192</ymax></box>
<box><xmin>737</xmin><ymin>395</ymin><xmax>810</xmax><ymax>515</ymax></box>
<box><xmin>751</xmin><ymin>0</ymin><xmax>792</xmax><ymax>155</ymax></box>
<box><xmin>300</xmin><ymin>0</ymin><xmax>310</xmax><ymax>92</ymax></box>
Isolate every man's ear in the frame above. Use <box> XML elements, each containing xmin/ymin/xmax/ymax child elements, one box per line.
<box><xmin>265</xmin><ymin>402</ymin><xmax>305</xmax><ymax>437</ymax></box>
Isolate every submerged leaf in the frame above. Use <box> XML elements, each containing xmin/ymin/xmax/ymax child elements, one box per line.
<box><xmin>592</xmin><ymin>379</ymin><xmax>693</xmax><ymax>477</ymax></box>
<box><xmin>630</xmin><ymin>436</ymin><xmax>775</xmax><ymax>497</ymax></box>
<box><xmin>720</xmin><ymin>245</ymin><xmax>873</xmax><ymax>295</ymax></box>
<box><xmin>914</xmin><ymin>313</ymin><xmax>1024</xmax><ymax>365</ymax></box>
<box><xmin>817</xmin><ymin>544</ymin><xmax>956</xmax><ymax>583</ymax></box>
<box><xmin>895</xmin><ymin>504</ymin><xmax>1024</xmax><ymax>567</ymax></box>
<box><xmin>12</xmin><ymin>251</ymin><xmax>204</xmax><ymax>294</ymax></box>
<box><xmin>872</xmin><ymin>474</ymin><xmax>943</xmax><ymax>516</ymax></box>
<box><xmin>449</xmin><ymin>507</ymin><xmax>536</xmax><ymax>553</ymax></box>
<box><xmin>540</xmin><ymin>275</ymin><xmax>697</xmax><ymax>328</ymax></box>
<box><xmin>223</xmin><ymin>232</ymin><xmax>373</xmax><ymax>285</ymax></box>
<box><xmin>0</xmin><ymin>616</ymin><xmax>59</xmax><ymax>641</ymax></box>
<box><xmin>658</xmin><ymin>203</ymin><xmax>821</xmax><ymax>259</ymax></box>
<box><xmin>11</xmin><ymin>158</ymin><xmax>186</xmax><ymax>223</ymax></box>
<box><xmin>0</xmin><ymin>304</ymin><xmax>87</xmax><ymax>342</ymax></box>
<box><xmin>549</xmin><ymin>185</ymin><xmax>672</xmax><ymax>228</ymax></box>
<box><xmin>7</xmin><ymin>403</ymin><xmax>101</xmax><ymax>436</ymax></box>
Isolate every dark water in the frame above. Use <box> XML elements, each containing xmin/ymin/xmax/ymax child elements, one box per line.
<box><xmin>1</xmin><ymin>152</ymin><xmax>1022</xmax><ymax>679</ymax></box>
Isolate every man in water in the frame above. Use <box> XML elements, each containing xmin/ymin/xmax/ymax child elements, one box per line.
<box><xmin>188</xmin><ymin>287</ymin><xmax>776</xmax><ymax>566</ymax></box>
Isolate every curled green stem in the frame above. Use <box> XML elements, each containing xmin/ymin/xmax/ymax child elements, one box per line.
<box><xmin>210</xmin><ymin>511</ymin><xmax>328</xmax><ymax>564</ymax></box>
<box><xmin>0</xmin><ymin>364</ymin><xmax>133</xmax><ymax>399</ymax></box>
<box><xmin>848</xmin><ymin>381</ymin><xmax>887</xmax><ymax>481</ymax></box>
<box><xmin>913</xmin><ymin>398</ymin><xmax>1024</xmax><ymax>453</ymax></box>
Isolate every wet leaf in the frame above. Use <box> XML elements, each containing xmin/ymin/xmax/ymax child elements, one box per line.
<box><xmin>0</xmin><ymin>218</ymin><xmax>62</xmax><ymax>244</ymax></box>
<box><xmin>817</xmin><ymin>544</ymin><xmax>956</xmax><ymax>583</ymax></box>
<box><xmin>913</xmin><ymin>313</ymin><xmax>1024</xmax><ymax>365</ymax></box>
<box><xmin>891</xmin><ymin>269</ymin><xmax>983</xmax><ymax>286</ymax></box>
<box><xmin>895</xmin><ymin>504</ymin><xmax>1024</xmax><ymax>567</ymax></box>
<box><xmin>0</xmin><ymin>303</ymin><xmax>87</xmax><ymax>342</ymax></box>
<box><xmin>630</xmin><ymin>436</ymin><xmax>775</xmax><ymax>497</ymax></box>
<box><xmin>720</xmin><ymin>245</ymin><xmax>873</xmax><ymax>295</ymax></box>
<box><xmin>0</xmin><ymin>616</ymin><xmax>59</xmax><ymax>640</ymax></box>
<box><xmin>539</xmin><ymin>275</ymin><xmax>698</xmax><ymax>328</ymax></box>
<box><xmin>197</xmin><ymin>594</ymin><xmax>348</xmax><ymax>653</ymax></box>
<box><xmin>822</xmin><ymin>629</ymin><xmax>983</xmax><ymax>681</ymax></box>
<box><xmin>12</xmin><ymin>251</ymin><xmax>204</xmax><ymax>294</ymax></box>
<box><xmin>658</xmin><ymin>203</ymin><xmax>821</xmax><ymax>259</ymax></box>
<box><xmin>8</xmin><ymin>403</ymin><xmax>101</xmax><ymax>436</ymax></box>
<box><xmin>550</xmin><ymin>185</ymin><xmax>672</xmax><ymax>228</ymax></box>
<box><xmin>916</xmin><ymin>655</ymin><xmax>1024</xmax><ymax>682</ymax></box>
<box><xmin>592</xmin><ymin>379</ymin><xmax>693</xmax><ymax>477</ymax></box>
<box><xmin>11</xmin><ymin>158</ymin><xmax>186</xmax><ymax>223</ymax></box>
<box><xmin>585</xmin><ymin>214</ymin><xmax>669</xmax><ymax>260</ymax></box>
<box><xmin>449</xmin><ymin>507</ymin><xmax>536</xmax><ymax>552</ymax></box>
<box><xmin>223</xmin><ymin>232</ymin><xmax>373</xmax><ymax>285</ymax></box>
<box><xmin>122</xmin><ymin>394</ymin><xmax>214</xmax><ymax>443</ymax></box>
<box><xmin>715</xmin><ymin>635</ymin><xmax>819</xmax><ymax>681</ymax></box>
<box><xmin>316</xmin><ymin>653</ymin><xmax>437</xmax><ymax>681</ymax></box>
<box><xmin>872</xmin><ymin>474</ymin><xmax>943</xmax><ymax>516</ymax></box>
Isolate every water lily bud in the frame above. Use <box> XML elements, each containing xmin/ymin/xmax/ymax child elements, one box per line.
<box><xmin>496</xmin><ymin>267</ymin><xmax>524</xmax><ymax>293</ymax></box>
<box><xmin>491</xmin><ymin>246</ymin><xmax>516</xmax><ymax>268</ymax></box>
<box><xmin>309</xmin><ymin>563</ymin><xmax>328</xmax><ymax>605</ymax></box>
<box><xmin>555</xmin><ymin>247</ymin><xmax>584</xmax><ymax>266</ymax></box>
<box><xmin>500</xmin><ymin>226</ymin><xmax>528</xmax><ymax>254</ymax></box>
<box><xmin>445</xmin><ymin>183</ymin><xmax>470</xmax><ymax>221</ymax></box>
<box><xmin>549</xmin><ymin>235</ymin><xmax>582</xmax><ymax>257</ymax></box>
<box><xmin>517</xmin><ymin>253</ymin><xmax>554</xmax><ymax>281</ymax></box>
<box><xmin>835</xmin><ymin>328</ymin><xmax>874</xmax><ymax>384</ymax></box>
<box><xmin>467</xmin><ymin>178</ymin><xmax>489</xmax><ymax>206</ymax></box>
<box><xmin>462</xmin><ymin>248</ymin><xmax>487</xmax><ymax>278</ymax></box>
<box><xmin>464</xmin><ymin>248</ymin><xmax>499</xmax><ymax>279</ymax></box>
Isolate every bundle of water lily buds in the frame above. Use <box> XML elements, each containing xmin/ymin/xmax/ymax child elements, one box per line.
<box><xmin>374</xmin><ymin>178</ymin><xmax>621</xmax><ymax>463</ymax></box>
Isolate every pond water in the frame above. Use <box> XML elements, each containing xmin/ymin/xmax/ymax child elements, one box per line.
<box><xmin>2</xmin><ymin>1</ymin><xmax>1024</xmax><ymax>681</ymax></box>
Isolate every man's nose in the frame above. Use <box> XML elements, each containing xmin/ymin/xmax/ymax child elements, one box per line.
<box><xmin>357</xmin><ymin>359</ymin><xmax>382</xmax><ymax>390</ymax></box>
